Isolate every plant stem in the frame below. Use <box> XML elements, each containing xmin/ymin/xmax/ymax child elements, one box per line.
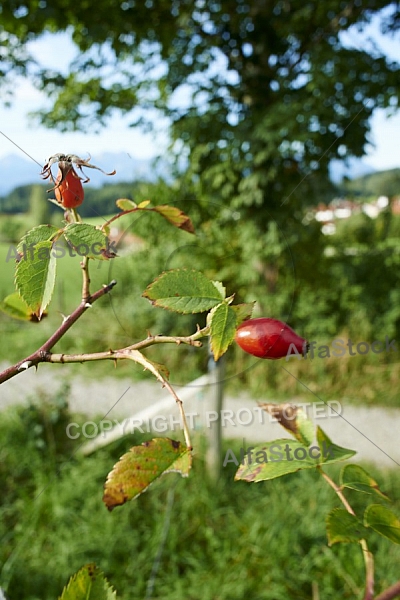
<box><xmin>375</xmin><ymin>581</ymin><xmax>400</xmax><ymax>600</ymax></box>
<box><xmin>81</xmin><ymin>256</ymin><xmax>91</xmax><ymax>302</ymax></box>
<box><xmin>360</xmin><ymin>539</ymin><xmax>374</xmax><ymax>600</ymax></box>
<box><xmin>0</xmin><ymin>280</ymin><xmax>117</xmax><ymax>384</ymax></box>
<box><xmin>120</xmin><ymin>349</ymin><xmax>192</xmax><ymax>450</ymax></box>
<box><xmin>39</xmin><ymin>333</ymin><xmax>204</xmax><ymax>365</ymax></box>
<box><xmin>317</xmin><ymin>467</ymin><xmax>374</xmax><ymax>599</ymax></box>
<box><xmin>318</xmin><ymin>468</ymin><xmax>355</xmax><ymax>515</ymax></box>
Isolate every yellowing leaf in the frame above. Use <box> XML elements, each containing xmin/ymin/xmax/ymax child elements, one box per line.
<box><xmin>116</xmin><ymin>198</ymin><xmax>137</xmax><ymax>210</ymax></box>
<box><xmin>103</xmin><ymin>438</ymin><xmax>191</xmax><ymax>511</ymax></box>
<box><xmin>259</xmin><ymin>403</ymin><xmax>315</xmax><ymax>447</ymax></box>
<box><xmin>0</xmin><ymin>292</ymin><xmax>39</xmax><ymax>321</ymax></box>
<box><xmin>152</xmin><ymin>204</ymin><xmax>195</xmax><ymax>233</ymax></box>
<box><xmin>137</xmin><ymin>200</ymin><xmax>151</xmax><ymax>208</ymax></box>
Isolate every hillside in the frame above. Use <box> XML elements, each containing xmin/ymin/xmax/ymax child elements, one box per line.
<box><xmin>1</xmin><ymin>164</ymin><xmax>400</xmax><ymax>217</ymax></box>
<box><xmin>0</xmin><ymin>152</ymin><xmax>167</xmax><ymax>196</ymax></box>
<box><xmin>339</xmin><ymin>167</ymin><xmax>400</xmax><ymax>198</ymax></box>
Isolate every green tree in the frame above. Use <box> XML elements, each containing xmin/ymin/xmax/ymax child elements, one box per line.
<box><xmin>1</xmin><ymin>0</ymin><xmax>399</xmax><ymax>325</ymax></box>
<box><xmin>1</xmin><ymin>2</ymin><xmax>398</xmax><ymax>186</ymax></box>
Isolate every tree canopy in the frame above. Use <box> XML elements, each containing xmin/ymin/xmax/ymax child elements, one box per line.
<box><xmin>1</xmin><ymin>2</ymin><xmax>399</xmax><ymax>178</ymax></box>
<box><xmin>1</xmin><ymin>2</ymin><xmax>398</xmax><ymax>195</ymax></box>
<box><xmin>1</xmin><ymin>1</ymin><xmax>400</xmax><ymax>325</ymax></box>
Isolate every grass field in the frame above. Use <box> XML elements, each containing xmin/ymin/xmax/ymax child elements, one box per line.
<box><xmin>0</xmin><ymin>394</ymin><xmax>400</xmax><ymax>600</ymax></box>
<box><xmin>1</xmin><ymin>211</ymin><xmax>399</xmax><ymax>407</ymax></box>
<box><xmin>1</xmin><ymin>213</ymin><xmax>400</xmax><ymax>600</ymax></box>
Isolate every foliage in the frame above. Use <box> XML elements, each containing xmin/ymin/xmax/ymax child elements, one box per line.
<box><xmin>0</xmin><ymin>184</ymin><xmax>48</xmax><ymax>214</ymax></box>
<box><xmin>340</xmin><ymin>168</ymin><xmax>400</xmax><ymax>198</ymax></box>
<box><xmin>1</xmin><ymin>399</ymin><xmax>400</xmax><ymax>600</ymax></box>
<box><xmin>2</xmin><ymin>2</ymin><xmax>399</xmax><ymax>166</ymax></box>
<box><xmin>1</xmin><ymin>2</ymin><xmax>399</xmax><ymax>301</ymax></box>
<box><xmin>0</xmin><ymin>214</ymin><xmax>26</xmax><ymax>243</ymax></box>
<box><xmin>1</xmin><ymin>160</ymin><xmax>400</xmax><ymax>599</ymax></box>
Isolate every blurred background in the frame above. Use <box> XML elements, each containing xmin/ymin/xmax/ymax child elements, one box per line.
<box><xmin>0</xmin><ymin>1</ymin><xmax>400</xmax><ymax>598</ymax></box>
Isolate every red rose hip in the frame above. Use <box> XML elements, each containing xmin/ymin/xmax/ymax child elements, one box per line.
<box><xmin>54</xmin><ymin>166</ymin><xmax>84</xmax><ymax>209</ymax></box>
<box><xmin>235</xmin><ymin>318</ymin><xmax>308</xmax><ymax>360</ymax></box>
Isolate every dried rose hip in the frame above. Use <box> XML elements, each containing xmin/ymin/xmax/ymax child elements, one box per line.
<box><xmin>235</xmin><ymin>318</ymin><xmax>308</xmax><ymax>359</ymax></box>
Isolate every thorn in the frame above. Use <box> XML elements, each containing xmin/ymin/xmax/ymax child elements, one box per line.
<box><xmin>18</xmin><ymin>361</ymin><xmax>32</xmax><ymax>371</ymax></box>
<box><xmin>59</xmin><ymin>312</ymin><xmax>69</xmax><ymax>323</ymax></box>
<box><xmin>84</xmin><ymin>302</ymin><xmax>92</xmax><ymax>308</ymax></box>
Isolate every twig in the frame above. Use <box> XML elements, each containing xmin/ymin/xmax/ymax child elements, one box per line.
<box><xmin>38</xmin><ymin>330</ymin><xmax>206</xmax><ymax>366</ymax></box>
<box><xmin>375</xmin><ymin>581</ymin><xmax>400</xmax><ymax>600</ymax></box>
<box><xmin>317</xmin><ymin>467</ymin><xmax>374</xmax><ymax>600</ymax></box>
<box><xmin>0</xmin><ymin>280</ymin><xmax>117</xmax><ymax>384</ymax></box>
<box><xmin>118</xmin><ymin>349</ymin><xmax>192</xmax><ymax>450</ymax></box>
<box><xmin>361</xmin><ymin>539</ymin><xmax>374</xmax><ymax>600</ymax></box>
<box><xmin>81</xmin><ymin>256</ymin><xmax>91</xmax><ymax>302</ymax></box>
<box><xmin>318</xmin><ymin>467</ymin><xmax>356</xmax><ymax>515</ymax></box>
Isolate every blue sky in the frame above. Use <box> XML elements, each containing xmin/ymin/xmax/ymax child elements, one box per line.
<box><xmin>0</xmin><ymin>12</ymin><xmax>399</xmax><ymax>172</ymax></box>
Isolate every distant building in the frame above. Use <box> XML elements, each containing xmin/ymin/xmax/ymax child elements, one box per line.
<box><xmin>312</xmin><ymin>194</ymin><xmax>398</xmax><ymax>234</ymax></box>
<box><xmin>392</xmin><ymin>197</ymin><xmax>400</xmax><ymax>215</ymax></box>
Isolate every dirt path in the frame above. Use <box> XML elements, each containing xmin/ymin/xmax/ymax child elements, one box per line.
<box><xmin>1</xmin><ymin>361</ymin><xmax>399</xmax><ymax>469</ymax></box>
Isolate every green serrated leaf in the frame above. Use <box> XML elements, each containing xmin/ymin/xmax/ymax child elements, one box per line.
<box><xmin>103</xmin><ymin>438</ymin><xmax>191</xmax><ymax>510</ymax></box>
<box><xmin>209</xmin><ymin>303</ymin><xmax>237</xmax><ymax>361</ymax></box>
<box><xmin>326</xmin><ymin>508</ymin><xmax>366</xmax><ymax>546</ymax></box>
<box><xmin>17</xmin><ymin>224</ymin><xmax>60</xmax><ymax>254</ymax></box>
<box><xmin>64</xmin><ymin>223</ymin><xmax>115</xmax><ymax>260</ymax></box>
<box><xmin>316</xmin><ymin>426</ymin><xmax>357</xmax><ymax>465</ymax></box>
<box><xmin>116</xmin><ymin>198</ymin><xmax>137</xmax><ymax>210</ymax></box>
<box><xmin>142</xmin><ymin>269</ymin><xmax>224</xmax><ymax>314</ymax></box>
<box><xmin>234</xmin><ymin>438</ymin><xmax>324</xmax><ymax>482</ymax></box>
<box><xmin>58</xmin><ymin>563</ymin><xmax>117</xmax><ymax>600</ymax></box>
<box><xmin>15</xmin><ymin>240</ymin><xmax>56</xmax><ymax>318</ymax></box>
<box><xmin>340</xmin><ymin>465</ymin><xmax>390</xmax><ymax>500</ymax></box>
<box><xmin>364</xmin><ymin>504</ymin><xmax>400</xmax><ymax>544</ymax></box>
<box><xmin>211</xmin><ymin>280</ymin><xmax>226</xmax><ymax>300</ymax></box>
<box><xmin>230</xmin><ymin>302</ymin><xmax>255</xmax><ymax>325</ymax></box>
<box><xmin>152</xmin><ymin>204</ymin><xmax>195</xmax><ymax>234</ymax></box>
